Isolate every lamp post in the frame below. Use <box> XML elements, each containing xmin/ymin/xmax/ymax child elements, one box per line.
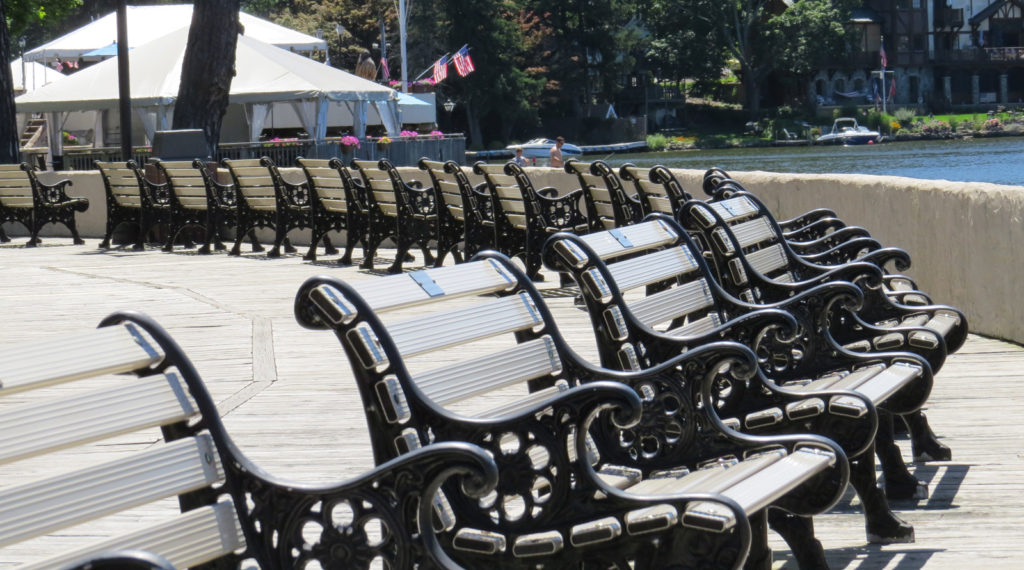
<box><xmin>443</xmin><ymin>99</ymin><xmax>455</xmax><ymax>113</ymax></box>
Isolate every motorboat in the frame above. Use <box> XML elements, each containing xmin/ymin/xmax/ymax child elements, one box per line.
<box><xmin>815</xmin><ymin>118</ymin><xmax>880</xmax><ymax>145</ymax></box>
<box><xmin>508</xmin><ymin>138</ymin><xmax>583</xmax><ymax>160</ymax></box>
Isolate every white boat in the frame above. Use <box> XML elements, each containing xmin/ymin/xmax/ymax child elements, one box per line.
<box><xmin>508</xmin><ymin>138</ymin><xmax>583</xmax><ymax>159</ymax></box>
<box><xmin>816</xmin><ymin>118</ymin><xmax>880</xmax><ymax>146</ymax></box>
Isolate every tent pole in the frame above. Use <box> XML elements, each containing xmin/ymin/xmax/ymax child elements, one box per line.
<box><xmin>116</xmin><ymin>0</ymin><xmax>132</xmax><ymax>160</ymax></box>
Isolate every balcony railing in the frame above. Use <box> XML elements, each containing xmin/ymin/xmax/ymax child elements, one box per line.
<box><xmin>933</xmin><ymin>46</ymin><xmax>1024</xmax><ymax>63</ymax></box>
<box><xmin>934</xmin><ymin>7</ymin><xmax>964</xmax><ymax>28</ymax></box>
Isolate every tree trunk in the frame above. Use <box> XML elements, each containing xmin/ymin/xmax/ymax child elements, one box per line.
<box><xmin>0</xmin><ymin>2</ymin><xmax>20</xmax><ymax>164</ymax></box>
<box><xmin>172</xmin><ymin>0</ymin><xmax>241</xmax><ymax>156</ymax></box>
<box><xmin>743</xmin><ymin>72</ymin><xmax>761</xmax><ymax>118</ymax></box>
<box><xmin>464</xmin><ymin>100</ymin><xmax>483</xmax><ymax>148</ymax></box>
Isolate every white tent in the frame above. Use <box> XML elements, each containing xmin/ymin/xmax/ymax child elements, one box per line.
<box><xmin>10</xmin><ymin>58</ymin><xmax>65</xmax><ymax>94</ymax></box>
<box><xmin>23</xmin><ymin>4</ymin><xmax>326</xmax><ymax>64</ymax></box>
<box><xmin>17</xmin><ymin>27</ymin><xmax>401</xmax><ymax>153</ymax></box>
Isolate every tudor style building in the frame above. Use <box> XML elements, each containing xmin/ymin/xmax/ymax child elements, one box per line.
<box><xmin>810</xmin><ymin>0</ymin><xmax>1024</xmax><ymax>110</ymax></box>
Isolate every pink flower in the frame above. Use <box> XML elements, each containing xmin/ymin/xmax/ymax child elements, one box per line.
<box><xmin>340</xmin><ymin>135</ymin><xmax>361</xmax><ymax>149</ymax></box>
<box><xmin>400</xmin><ymin>130</ymin><xmax>419</xmax><ymax>138</ymax></box>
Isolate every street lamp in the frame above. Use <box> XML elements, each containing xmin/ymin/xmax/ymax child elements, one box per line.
<box><xmin>443</xmin><ymin>99</ymin><xmax>455</xmax><ymax>113</ymax></box>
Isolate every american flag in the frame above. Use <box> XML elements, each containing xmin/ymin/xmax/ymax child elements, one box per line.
<box><xmin>879</xmin><ymin>42</ymin><xmax>887</xmax><ymax>69</ymax></box>
<box><xmin>433</xmin><ymin>55</ymin><xmax>448</xmax><ymax>84</ymax></box>
<box><xmin>453</xmin><ymin>47</ymin><xmax>475</xmax><ymax>77</ymax></box>
<box><xmin>380</xmin><ymin>56</ymin><xmax>390</xmax><ymax>80</ymax></box>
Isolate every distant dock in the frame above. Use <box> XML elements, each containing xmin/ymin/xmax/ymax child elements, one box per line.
<box><xmin>466</xmin><ymin>140</ymin><xmax>647</xmax><ymax>162</ymax></box>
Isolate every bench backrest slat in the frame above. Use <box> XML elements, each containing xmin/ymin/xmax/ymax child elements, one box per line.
<box><xmin>30</xmin><ymin>501</ymin><xmax>244</xmax><ymax>570</ymax></box>
<box><xmin>0</xmin><ymin>324</ymin><xmax>163</xmax><ymax>394</ymax></box>
<box><xmin>0</xmin><ymin>373</ymin><xmax>195</xmax><ymax>465</ymax></box>
<box><xmin>0</xmin><ymin>434</ymin><xmax>222</xmax><ymax>548</ymax></box>
<box><xmin>374</xmin><ymin>293</ymin><xmax>543</xmax><ymax>361</ymax></box>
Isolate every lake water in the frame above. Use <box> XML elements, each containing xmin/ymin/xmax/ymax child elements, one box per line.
<box><xmin>603</xmin><ymin>136</ymin><xmax>1024</xmax><ymax>186</ymax></box>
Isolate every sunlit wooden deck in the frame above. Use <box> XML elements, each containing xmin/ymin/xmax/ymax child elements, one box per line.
<box><xmin>2</xmin><ymin>237</ymin><xmax>1022</xmax><ymax>568</ymax></box>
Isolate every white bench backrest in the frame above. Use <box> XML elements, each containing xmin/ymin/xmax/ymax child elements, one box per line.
<box><xmin>0</xmin><ymin>324</ymin><xmax>244</xmax><ymax>567</ymax></box>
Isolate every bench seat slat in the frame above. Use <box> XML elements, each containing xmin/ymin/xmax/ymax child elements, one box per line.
<box><xmin>23</xmin><ymin>501</ymin><xmax>245</xmax><ymax>570</ymax></box>
<box><xmin>831</xmin><ymin>362</ymin><xmax>922</xmax><ymax>404</ymax></box>
<box><xmin>664</xmin><ymin>313</ymin><xmax>722</xmax><ymax>338</ymax></box>
<box><xmin>0</xmin><ymin>373</ymin><xmax>196</xmax><ymax>465</ymax></box>
<box><xmin>715</xmin><ymin>448</ymin><xmax>834</xmax><ymax>513</ymax></box>
<box><xmin>0</xmin><ymin>434</ymin><xmax>222</xmax><ymax>548</ymax></box>
<box><xmin>0</xmin><ymin>324</ymin><xmax>162</xmax><ymax>394</ymax></box>
<box><xmin>387</xmin><ymin>293</ymin><xmax>542</xmax><ymax>357</ymax></box>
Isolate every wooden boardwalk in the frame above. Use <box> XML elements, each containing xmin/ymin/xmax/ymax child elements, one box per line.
<box><xmin>2</xmin><ymin>237</ymin><xmax>1023</xmax><ymax>568</ymax></box>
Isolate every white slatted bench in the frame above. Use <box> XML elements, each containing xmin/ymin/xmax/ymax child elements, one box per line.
<box><xmin>148</xmin><ymin>159</ymin><xmax>224</xmax><ymax>254</ymax></box>
<box><xmin>542</xmin><ymin>218</ymin><xmax>942</xmax><ymax>544</ymax></box>
<box><xmin>0</xmin><ymin>162</ymin><xmax>88</xmax><ymax>247</ymax></box>
<box><xmin>297</xmin><ymin>157</ymin><xmax>365</xmax><ymax>264</ymax></box>
<box><xmin>679</xmin><ymin>192</ymin><xmax>967</xmax><ymax>367</ymax></box>
<box><xmin>221</xmin><ymin>156</ymin><xmax>328</xmax><ymax>258</ymax></box>
<box><xmin>351</xmin><ymin>159</ymin><xmax>438</xmax><ymax>273</ymax></box>
<box><xmin>95</xmin><ymin>159</ymin><xmax>157</xmax><ymax>251</ymax></box>
<box><xmin>473</xmin><ymin>161</ymin><xmax>588</xmax><ymax>281</ymax></box>
<box><xmin>419</xmin><ymin>159</ymin><xmax>494</xmax><ymax>261</ymax></box>
<box><xmin>565</xmin><ymin>160</ymin><xmax>643</xmax><ymax>231</ymax></box>
<box><xmin>293</xmin><ymin>256</ymin><xmax>850</xmax><ymax>569</ymax></box>
<box><xmin>0</xmin><ymin>312</ymin><xmax>497</xmax><ymax>569</ymax></box>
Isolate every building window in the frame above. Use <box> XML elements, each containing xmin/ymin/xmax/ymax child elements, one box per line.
<box><xmin>898</xmin><ymin>35</ymin><xmax>911</xmax><ymax>52</ymax></box>
<box><xmin>913</xmin><ymin>34</ymin><xmax>926</xmax><ymax>52</ymax></box>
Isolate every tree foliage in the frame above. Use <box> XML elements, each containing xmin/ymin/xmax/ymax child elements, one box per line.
<box><xmin>1</xmin><ymin>0</ymin><xmax>82</xmax><ymax>163</ymax></box>
<box><xmin>677</xmin><ymin>0</ymin><xmax>857</xmax><ymax>115</ymax></box>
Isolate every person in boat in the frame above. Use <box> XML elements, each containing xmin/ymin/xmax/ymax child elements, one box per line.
<box><xmin>549</xmin><ymin>136</ymin><xmax>565</xmax><ymax>168</ymax></box>
<box><xmin>513</xmin><ymin>146</ymin><xmax>528</xmax><ymax>166</ymax></box>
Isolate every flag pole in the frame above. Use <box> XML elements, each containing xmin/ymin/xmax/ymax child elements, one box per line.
<box><xmin>399</xmin><ymin>0</ymin><xmax>408</xmax><ymax>93</ymax></box>
<box><xmin>880</xmin><ymin>36</ymin><xmax>887</xmax><ymax>115</ymax></box>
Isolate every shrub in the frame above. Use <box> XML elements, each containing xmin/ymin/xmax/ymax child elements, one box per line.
<box><xmin>949</xmin><ymin>118</ymin><xmax>960</xmax><ymax>132</ymax></box>
<box><xmin>893</xmin><ymin>107</ymin><xmax>916</xmax><ymax>124</ymax></box>
<box><xmin>983</xmin><ymin>118</ymin><xmax>1003</xmax><ymax>131</ymax></box>
<box><xmin>647</xmin><ymin>133</ymin><xmax>669</xmax><ymax>151</ymax></box>
<box><xmin>920</xmin><ymin>120</ymin><xmax>951</xmax><ymax>135</ymax></box>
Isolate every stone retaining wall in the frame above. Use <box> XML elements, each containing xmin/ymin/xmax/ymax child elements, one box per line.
<box><xmin>8</xmin><ymin>166</ymin><xmax>1020</xmax><ymax>343</ymax></box>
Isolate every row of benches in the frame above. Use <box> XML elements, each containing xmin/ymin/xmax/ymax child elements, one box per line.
<box><xmin>3</xmin><ymin>160</ymin><xmax>966</xmax><ymax>567</ymax></box>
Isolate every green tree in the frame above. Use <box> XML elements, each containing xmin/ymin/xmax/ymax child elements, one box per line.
<box><xmin>172</xmin><ymin>0</ymin><xmax>241</xmax><ymax>154</ymax></box>
<box><xmin>524</xmin><ymin>0</ymin><xmax>644</xmax><ymax>118</ymax></box>
<box><xmin>429</xmin><ymin>0</ymin><xmax>543</xmax><ymax>147</ymax></box>
<box><xmin>678</xmin><ymin>0</ymin><xmax>857</xmax><ymax>116</ymax></box>
<box><xmin>1</xmin><ymin>0</ymin><xmax>82</xmax><ymax>163</ymax></box>
<box><xmin>242</xmin><ymin>0</ymin><xmax>393</xmax><ymax>76</ymax></box>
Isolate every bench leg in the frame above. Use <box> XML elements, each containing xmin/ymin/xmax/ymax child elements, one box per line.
<box><xmin>876</xmin><ymin>411</ymin><xmax>928</xmax><ymax>501</ymax></box>
<box><xmin>322</xmin><ymin>235</ymin><xmax>338</xmax><ymax>255</ymax></box>
<box><xmin>849</xmin><ymin>444</ymin><xmax>915</xmax><ymax>544</ymax></box>
<box><xmin>767</xmin><ymin>510</ymin><xmax>827</xmax><ymax>569</ymax></box>
<box><xmin>68</xmin><ymin>220</ymin><xmax>85</xmax><ymax>245</ymax></box>
<box><xmin>0</xmin><ymin>225</ymin><xmax>8</xmax><ymax>242</ymax></box>
<box><xmin>340</xmin><ymin>229</ymin><xmax>361</xmax><ymax>266</ymax></box>
<box><xmin>904</xmin><ymin>410</ymin><xmax>952</xmax><ymax>462</ymax></box>
<box><xmin>419</xmin><ymin>242</ymin><xmax>435</xmax><ymax>266</ymax></box>
<box><xmin>744</xmin><ymin>511</ymin><xmax>772</xmax><ymax>570</ymax></box>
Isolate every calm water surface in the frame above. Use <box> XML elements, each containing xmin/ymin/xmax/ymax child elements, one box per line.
<box><xmin>604</xmin><ymin>136</ymin><xmax>1024</xmax><ymax>186</ymax></box>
